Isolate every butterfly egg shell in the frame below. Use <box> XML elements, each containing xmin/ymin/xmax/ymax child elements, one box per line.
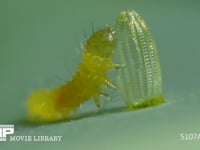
<box><xmin>114</xmin><ymin>10</ymin><xmax>164</xmax><ymax>109</ymax></box>
<box><xmin>27</xmin><ymin>28</ymin><xmax>118</xmax><ymax>123</ymax></box>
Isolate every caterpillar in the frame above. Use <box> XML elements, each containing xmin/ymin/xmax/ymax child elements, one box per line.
<box><xmin>28</xmin><ymin>28</ymin><xmax>120</xmax><ymax>123</ymax></box>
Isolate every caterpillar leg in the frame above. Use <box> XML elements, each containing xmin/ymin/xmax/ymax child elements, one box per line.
<box><xmin>100</xmin><ymin>92</ymin><xmax>110</xmax><ymax>109</ymax></box>
<box><xmin>104</xmin><ymin>79</ymin><xmax>117</xmax><ymax>89</ymax></box>
<box><xmin>93</xmin><ymin>92</ymin><xmax>110</xmax><ymax>110</ymax></box>
<box><xmin>114</xmin><ymin>63</ymin><xmax>126</xmax><ymax>69</ymax></box>
<box><xmin>94</xmin><ymin>96</ymin><xmax>101</xmax><ymax>108</ymax></box>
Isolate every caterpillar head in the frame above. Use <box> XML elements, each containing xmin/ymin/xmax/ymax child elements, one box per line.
<box><xmin>86</xmin><ymin>28</ymin><xmax>117</xmax><ymax>58</ymax></box>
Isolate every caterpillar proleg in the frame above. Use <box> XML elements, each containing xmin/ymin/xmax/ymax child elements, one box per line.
<box><xmin>114</xmin><ymin>10</ymin><xmax>164</xmax><ymax>109</ymax></box>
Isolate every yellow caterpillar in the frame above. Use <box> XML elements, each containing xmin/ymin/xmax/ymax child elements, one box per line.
<box><xmin>28</xmin><ymin>28</ymin><xmax>119</xmax><ymax>123</ymax></box>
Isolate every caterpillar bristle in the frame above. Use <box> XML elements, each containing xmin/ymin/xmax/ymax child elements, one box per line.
<box><xmin>91</xmin><ymin>23</ymin><xmax>96</xmax><ymax>35</ymax></box>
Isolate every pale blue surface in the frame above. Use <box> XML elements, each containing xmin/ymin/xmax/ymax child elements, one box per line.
<box><xmin>0</xmin><ymin>0</ymin><xmax>200</xmax><ymax>149</ymax></box>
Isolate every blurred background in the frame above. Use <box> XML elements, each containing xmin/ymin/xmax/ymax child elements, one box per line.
<box><xmin>0</xmin><ymin>0</ymin><xmax>200</xmax><ymax>149</ymax></box>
